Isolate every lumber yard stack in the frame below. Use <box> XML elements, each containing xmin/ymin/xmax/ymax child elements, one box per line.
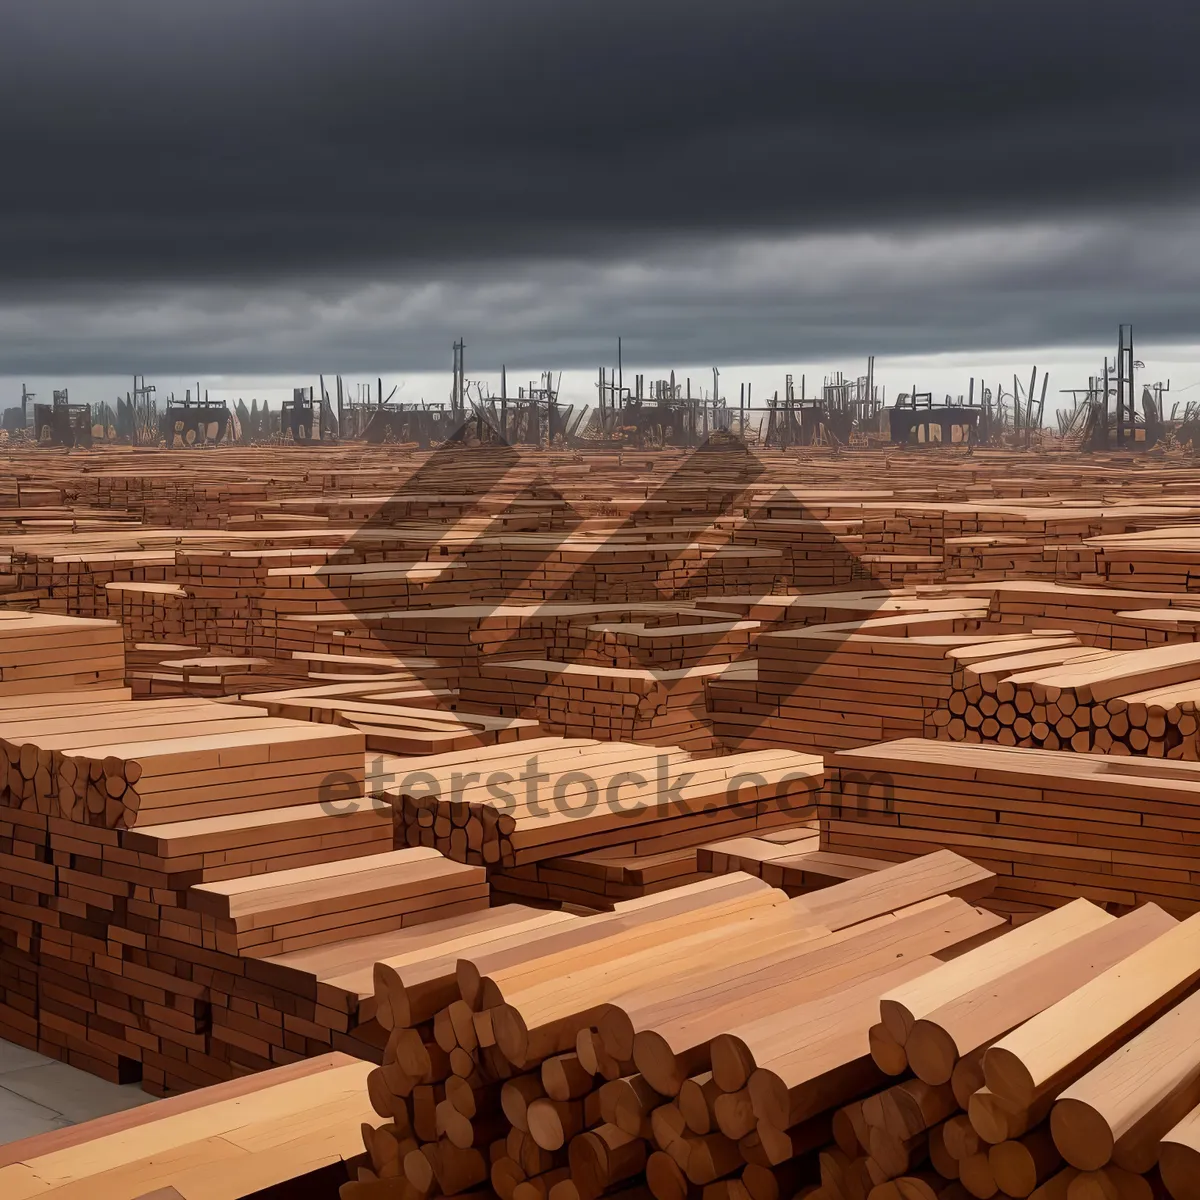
<box><xmin>708</xmin><ymin>614</ymin><xmax>1063</xmax><ymax>755</ymax></box>
<box><xmin>0</xmin><ymin>690</ymin><xmax>519</xmax><ymax>1096</ymax></box>
<box><xmin>384</xmin><ymin>737</ymin><xmax>824</xmax><ymax>909</ymax></box>
<box><xmin>0</xmin><ymin>609</ymin><xmax>125</xmax><ymax>696</ymax></box>
<box><xmin>348</xmin><ymin>851</ymin><xmax>1001</xmax><ymax>1200</ymax></box>
<box><xmin>821</xmin><ymin>738</ymin><xmax>1200</xmax><ymax>919</ymax></box>
<box><xmin>460</xmin><ymin>660</ymin><xmax>756</xmax><ymax>754</ymax></box>
<box><xmin>934</xmin><ymin>638</ymin><xmax>1200</xmax><ymax>758</ymax></box>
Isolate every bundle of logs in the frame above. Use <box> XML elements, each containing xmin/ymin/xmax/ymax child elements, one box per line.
<box><xmin>348</xmin><ymin>872</ymin><xmax>1200</xmax><ymax>1200</ymax></box>
<box><xmin>344</xmin><ymin>850</ymin><xmax>1000</xmax><ymax>1200</ymax></box>
<box><xmin>933</xmin><ymin>639</ymin><xmax>1200</xmax><ymax>759</ymax></box>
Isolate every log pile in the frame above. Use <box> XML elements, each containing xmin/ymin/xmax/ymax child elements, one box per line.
<box><xmin>347</xmin><ymin>852</ymin><xmax>1000</xmax><ymax>1200</ymax></box>
<box><xmin>822</xmin><ymin>895</ymin><xmax>1200</xmax><ymax>1200</ymax></box>
<box><xmin>934</xmin><ymin>639</ymin><xmax>1200</xmax><ymax>758</ymax></box>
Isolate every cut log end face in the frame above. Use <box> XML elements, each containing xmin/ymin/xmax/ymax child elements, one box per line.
<box><xmin>1159</xmin><ymin>1141</ymin><xmax>1200</xmax><ymax>1200</ymax></box>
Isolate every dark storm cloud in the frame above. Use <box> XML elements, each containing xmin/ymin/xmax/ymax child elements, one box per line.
<box><xmin>3</xmin><ymin>212</ymin><xmax>1200</xmax><ymax>374</ymax></box>
<box><xmin>2</xmin><ymin>0</ymin><xmax>1199</xmax><ymax>284</ymax></box>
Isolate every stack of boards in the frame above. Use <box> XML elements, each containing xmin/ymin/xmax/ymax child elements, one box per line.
<box><xmin>0</xmin><ymin>692</ymin><xmax>505</xmax><ymax>1096</ymax></box>
<box><xmin>0</xmin><ymin>692</ymin><xmax>365</xmax><ymax>828</ymax></box>
<box><xmin>344</xmin><ymin>875</ymin><xmax>1200</xmax><ymax>1200</ymax></box>
<box><xmin>821</xmin><ymin>738</ymin><xmax>1200</xmax><ymax>919</ymax></box>
<box><xmin>255</xmin><ymin>676</ymin><xmax>541</xmax><ymax>756</ymax></box>
<box><xmin>0</xmin><ymin>611</ymin><xmax>124</xmax><ymax>697</ymax></box>
<box><xmin>460</xmin><ymin>659</ymin><xmax>756</xmax><ymax>755</ymax></box>
<box><xmin>708</xmin><ymin>613</ymin><xmax>1047</xmax><ymax>754</ymax></box>
<box><xmin>385</xmin><ymin>737</ymin><xmax>823</xmax><ymax>907</ymax></box>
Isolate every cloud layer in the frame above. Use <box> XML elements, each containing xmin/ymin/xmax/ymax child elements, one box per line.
<box><xmin>2</xmin><ymin>214</ymin><xmax>1199</xmax><ymax>374</ymax></box>
<box><xmin>2</xmin><ymin>1</ymin><xmax>1198</xmax><ymax>373</ymax></box>
<box><xmin>3</xmin><ymin>0</ymin><xmax>1199</xmax><ymax>284</ymax></box>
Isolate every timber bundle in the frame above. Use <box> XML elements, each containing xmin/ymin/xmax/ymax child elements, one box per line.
<box><xmin>350</xmin><ymin>855</ymin><xmax>1200</xmax><ymax>1200</ymax></box>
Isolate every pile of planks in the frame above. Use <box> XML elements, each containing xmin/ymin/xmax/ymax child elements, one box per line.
<box><xmin>460</xmin><ymin>659</ymin><xmax>757</xmax><ymax>755</ymax></box>
<box><xmin>279</xmin><ymin>602</ymin><xmax>750</xmax><ymax>685</ymax></box>
<box><xmin>822</xmin><ymin>737</ymin><xmax>1200</xmax><ymax>918</ymax></box>
<box><xmin>0</xmin><ymin>1051</ymin><xmax>377</xmax><ymax>1199</ymax></box>
<box><xmin>708</xmin><ymin>614</ymin><xmax>1074</xmax><ymax>756</ymax></box>
<box><xmin>188</xmin><ymin>846</ymin><xmax>489</xmax><ymax>958</ymax></box>
<box><xmin>575</xmin><ymin>617</ymin><xmax>759</xmax><ymax>672</ymax></box>
<box><xmin>0</xmin><ymin>610</ymin><xmax>125</xmax><ymax>696</ymax></box>
<box><xmin>0</xmin><ymin>694</ymin><xmax>366</xmax><ymax>828</ymax></box>
<box><xmin>105</xmin><ymin>578</ymin><xmax>190</xmax><ymax>648</ymax></box>
<box><xmin>386</xmin><ymin>737</ymin><xmax>823</xmax><ymax>872</ymax></box>
<box><xmin>489</xmin><ymin>843</ymin><xmax>714</xmax><ymax>911</ymax></box>
<box><xmin>0</xmin><ymin>689</ymin><xmax>543</xmax><ymax>1096</ymax></box>
<box><xmin>696</xmin><ymin>828</ymin><xmax>893</xmax><ymax>895</ymax></box>
<box><xmin>254</xmin><ymin>675</ymin><xmax>541</xmax><ymax>756</ymax></box>
<box><xmin>1092</xmin><ymin>527</ymin><xmax>1200</xmax><ymax>592</ymax></box>
<box><xmin>348</xmin><ymin>851</ymin><xmax>1000</xmax><ymax>1200</ymax></box>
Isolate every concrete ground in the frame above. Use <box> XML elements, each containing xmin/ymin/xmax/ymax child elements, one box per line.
<box><xmin>0</xmin><ymin>1038</ymin><xmax>155</xmax><ymax>1148</ymax></box>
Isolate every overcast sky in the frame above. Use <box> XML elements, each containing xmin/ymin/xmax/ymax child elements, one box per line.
<box><xmin>3</xmin><ymin>0</ymin><xmax>1199</xmax><ymax>406</ymax></box>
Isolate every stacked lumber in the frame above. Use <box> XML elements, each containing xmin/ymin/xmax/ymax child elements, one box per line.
<box><xmin>709</xmin><ymin>614</ymin><xmax>1071</xmax><ymax>755</ymax></box>
<box><xmin>822</xmin><ymin>738</ymin><xmax>1200</xmax><ymax>917</ymax></box>
<box><xmin>253</xmin><ymin>677</ymin><xmax>540</xmax><ymax>755</ymax></box>
<box><xmin>0</xmin><ymin>1051</ymin><xmax>376</xmax><ymax>1199</ymax></box>
<box><xmin>12</xmin><ymin>546</ymin><xmax>173</xmax><ymax>620</ymax></box>
<box><xmin>440</xmin><ymin>537</ymin><xmax>782</xmax><ymax>604</ymax></box>
<box><xmin>696</xmin><ymin>828</ymin><xmax>897</xmax><ymax>895</ymax></box>
<box><xmin>703</xmin><ymin>514</ymin><xmax>866</xmax><ymax>590</ymax></box>
<box><xmin>135</xmin><ymin>653</ymin><xmax>295</xmax><ymax>697</ymax></box>
<box><xmin>280</xmin><ymin>603</ymin><xmax>747</xmax><ymax>685</ymax></box>
<box><xmin>179</xmin><ymin>547</ymin><xmax>473</xmax><ymax>655</ymax></box>
<box><xmin>346</xmin><ymin>852</ymin><xmax>999</xmax><ymax>1199</ymax></box>
<box><xmin>0</xmin><ymin>610</ymin><xmax>125</xmax><ymax>695</ymax></box>
<box><xmin>105</xmin><ymin>578</ymin><xmax>189</xmax><ymax>646</ymax></box>
<box><xmin>938</xmin><ymin>580</ymin><xmax>1200</xmax><ymax>650</ymax></box>
<box><xmin>934</xmin><ymin>639</ymin><xmax>1200</xmax><ymax>758</ymax></box>
<box><xmin>578</xmin><ymin>617</ymin><xmax>759</xmax><ymax>671</ymax></box>
<box><xmin>489</xmin><ymin>844</ymin><xmax>719</xmax><ymax>911</ymax></box>
<box><xmin>0</xmin><ymin>695</ymin><xmax>366</xmax><ymax>828</ymax></box>
<box><xmin>460</xmin><ymin>660</ymin><xmax>755</xmax><ymax>754</ymax></box>
<box><xmin>0</xmin><ymin>688</ymin><xmax>539</xmax><ymax>1095</ymax></box>
<box><xmin>1092</xmin><ymin>528</ymin><xmax>1200</xmax><ymax>592</ymax></box>
<box><xmin>189</xmin><ymin>847</ymin><xmax>489</xmax><ymax>957</ymax></box>
<box><xmin>0</xmin><ymin>785</ymin><xmax>520</xmax><ymax>1093</ymax></box>
<box><xmin>387</xmin><ymin>738</ymin><xmax>823</xmax><ymax>870</ymax></box>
